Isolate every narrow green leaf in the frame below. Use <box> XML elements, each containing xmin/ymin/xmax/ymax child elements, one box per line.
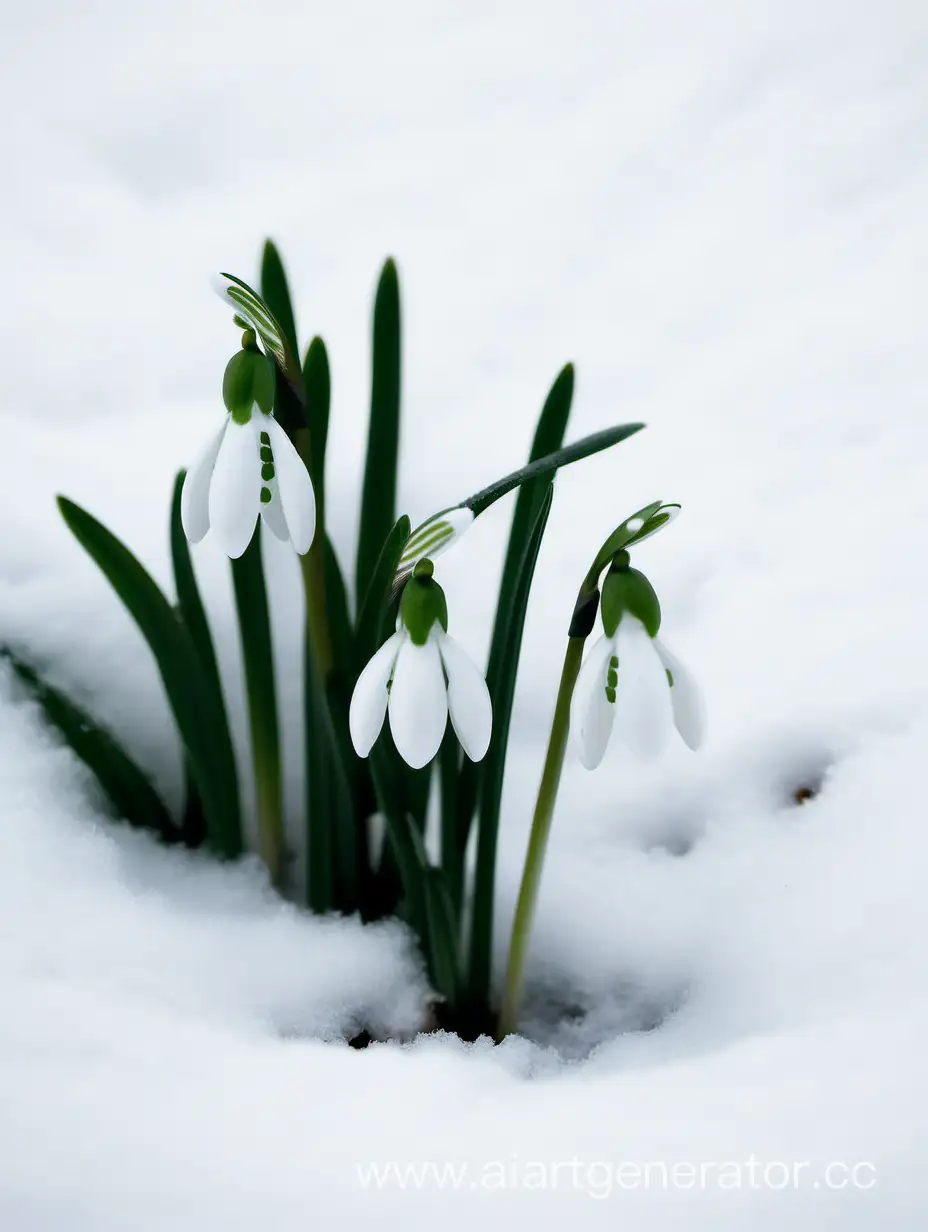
<box><xmin>57</xmin><ymin>497</ymin><xmax>242</xmax><ymax>858</ymax></box>
<box><xmin>368</xmin><ymin>745</ymin><xmax>431</xmax><ymax>955</ymax></box>
<box><xmin>354</xmin><ymin>515</ymin><xmax>410</xmax><ymax>673</ymax></box>
<box><xmin>439</xmin><ymin>728</ymin><xmax>463</xmax><ymax>912</ymax></box>
<box><xmin>324</xmin><ymin>536</ymin><xmax>353</xmax><ymax>688</ymax></box>
<box><xmin>397</xmin><ymin>762</ymin><xmax>460</xmax><ymax>1004</ymax></box>
<box><xmin>356</xmin><ymin>258</ymin><xmax>401</xmax><ymax>599</ymax></box>
<box><xmin>424</xmin><ymin>866</ymin><xmax>462</xmax><ymax>1006</ymax></box>
<box><xmin>403</xmin><ymin>762</ymin><xmax>432</xmax><ymax>833</ymax></box>
<box><xmin>303</xmin><ymin>337</ymin><xmax>330</xmax><ymax>503</ymax></box>
<box><xmin>467</xmin><ymin>484</ymin><xmax>555</xmax><ymax>1010</ymax></box>
<box><xmin>304</xmin><ymin>624</ymin><xmax>334</xmax><ymax>912</ymax></box>
<box><xmin>455</xmin><ymin>365</ymin><xmax>574</xmax><ymax>864</ymax></box>
<box><xmin>170</xmin><ymin>471</ymin><xmax>240</xmax><ymax>853</ymax></box>
<box><xmin>303</xmin><ymin>570</ymin><xmax>358</xmax><ymax>913</ymax></box>
<box><xmin>320</xmin><ymin>535</ymin><xmax>370</xmax><ymax>911</ymax></box>
<box><xmin>1</xmin><ymin>647</ymin><xmax>179</xmax><ymax>842</ymax></box>
<box><xmin>179</xmin><ymin>765</ymin><xmax>208</xmax><ymax>847</ymax></box>
<box><xmin>324</xmin><ymin>673</ymin><xmax>362</xmax><ymax>913</ymax></box>
<box><xmin>260</xmin><ymin>240</ymin><xmax>299</xmax><ymax>361</ymax></box>
<box><xmin>464</xmin><ymin>421</ymin><xmax>644</xmax><ymax>516</ymax></box>
<box><xmin>231</xmin><ymin>529</ymin><xmax>284</xmax><ymax>887</ymax></box>
<box><xmin>170</xmin><ymin>471</ymin><xmax>230</xmax><ymax>724</ymax></box>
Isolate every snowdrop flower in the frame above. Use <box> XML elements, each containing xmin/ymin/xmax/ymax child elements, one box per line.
<box><xmin>350</xmin><ymin>560</ymin><xmax>492</xmax><ymax>769</ymax></box>
<box><xmin>570</xmin><ymin>552</ymin><xmax>704</xmax><ymax>767</ymax></box>
<box><xmin>181</xmin><ymin>332</ymin><xmax>316</xmax><ymax>559</ymax></box>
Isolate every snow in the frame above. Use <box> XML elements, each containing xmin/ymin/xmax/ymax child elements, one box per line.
<box><xmin>2</xmin><ymin>0</ymin><xmax>928</xmax><ymax>1226</ymax></box>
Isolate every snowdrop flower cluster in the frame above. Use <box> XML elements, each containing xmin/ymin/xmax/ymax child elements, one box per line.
<box><xmin>349</xmin><ymin>560</ymin><xmax>492</xmax><ymax>769</ymax></box>
<box><xmin>53</xmin><ymin>247</ymin><xmax>702</xmax><ymax>1043</ymax></box>
<box><xmin>181</xmin><ymin>331</ymin><xmax>316</xmax><ymax>559</ymax></box>
<box><xmin>571</xmin><ymin>549</ymin><xmax>704</xmax><ymax>767</ymax></box>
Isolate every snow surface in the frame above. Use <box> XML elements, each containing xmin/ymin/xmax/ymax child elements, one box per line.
<box><xmin>2</xmin><ymin>0</ymin><xmax>928</xmax><ymax>1227</ymax></box>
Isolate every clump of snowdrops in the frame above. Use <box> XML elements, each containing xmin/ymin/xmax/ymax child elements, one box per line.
<box><xmin>2</xmin><ymin>244</ymin><xmax>703</xmax><ymax>1041</ymax></box>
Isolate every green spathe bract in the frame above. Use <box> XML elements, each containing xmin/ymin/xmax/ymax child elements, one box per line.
<box><xmin>35</xmin><ymin>244</ymin><xmax>682</xmax><ymax>1046</ymax></box>
<box><xmin>399</xmin><ymin>565</ymin><xmax>448</xmax><ymax>645</ymax></box>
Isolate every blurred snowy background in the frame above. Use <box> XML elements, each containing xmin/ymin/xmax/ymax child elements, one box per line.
<box><xmin>1</xmin><ymin>0</ymin><xmax>927</xmax><ymax>1227</ymax></box>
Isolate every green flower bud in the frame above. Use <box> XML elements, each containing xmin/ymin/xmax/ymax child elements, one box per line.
<box><xmin>600</xmin><ymin>558</ymin><xmax>661</xmax><ymax>638</ymax></box>
<box><xmin>222</xmin><ymin>347</ymin><xmax>276</xmax><ymax>425</ymax></box>
<box><xmin>400</xmin><ymin>572</ymin><xmax>448</xmax><ymax>645</ymax></box>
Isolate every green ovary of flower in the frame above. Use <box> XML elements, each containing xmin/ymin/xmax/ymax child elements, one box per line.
<box><xmin>400</xmin><ymin>570</ymin><xmax>448</xmax><ymax>645</ymax></box>
<box><xmin>222</xmin><ymin>347</ymin><xmax>276</xmax><ymax>425</ymax></box>
<box><xmin>600</xmin><ymin>558</ymin><xmax>661</xmax><ymax>638</ymax></box>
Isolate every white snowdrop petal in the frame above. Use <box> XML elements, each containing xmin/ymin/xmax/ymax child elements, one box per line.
<box><xmin>180</xmin><ymin>421</ymin><xmax>227</xmax><ymax>543</ymax></box>
<box><xmin>570</xmin><ymin>634</ymin><xmax>616</xmax><ymax>770</ymax></box>
<box><xmin>437</xmin><ymin>631</ymin><xmax>492</xmax><ymax>762</ymax></box>
<box><xmin>349</xmin><ymin>632</ymin><xmax>403</xmax><ymax>758</ymax></box>
<box><xmin>258</xmin><ymin>476</ymin><xmax>289</xmax><ymax>542</ymax></box>
<box><xmin>654</xmin><ymin>637</ymin><xmax>706</xmax><ymax>751</ymax></box>
<box><xmin>208</xmin><ymin>418</ymin><xmax>262</xmax><ymax>559</ymax></box>
<box><xmin>388</xmin><ymin>634</ymin><xmax>447</xmax><ymax>769</ymax></box>
<box><xmin>613</xmin><ymin>616</ymin><xmax>673</xmax><ymax>759</ymax></box>
<box><xmin>264</xmin><ymin>415</ymin><xmax>316</xmax><ymax>554</ymax></box>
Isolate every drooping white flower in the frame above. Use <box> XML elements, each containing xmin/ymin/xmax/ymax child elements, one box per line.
<box><xmin>181</xmin><ymin>337</ymin><xmax>316</xmax><ymax>559</ymax></box>
<box><xmin>570</xmin><ymin>554</ymin><xmax>704</xmax><ymax>768</ymax></box>
<box><xmin>350</xmin><ymin>562</ymin><xmax>492</xmax><ymax>769</ymax></box>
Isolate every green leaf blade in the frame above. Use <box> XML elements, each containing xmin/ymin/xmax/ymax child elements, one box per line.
<box><xmin>260</xmin><ymin>240</ymin><xmax>299</xmax><ymax>361</ymax></box>
<box><xmin>57</xmin><ymin>497</ymin><xmax>242</xmax><ymax>858</ymax></box>
<box><xmin>1</xmin><ymin>647</ymin><xmax>179</xmax><ymax>842</ymax></box>
<box><xmin>424</xmin><ymin>867</ymin><xmax>462</xmax><ymax>1006</ymax></box>
<box><xmin>354</xmin><ymin>515</ymin><xmax>410</xmax><ymax>673</ymax></box>
<box><xmin>356</xmin><ymin>258</ymin><xmax>402</xmax><ymax>599</ymax></box>
<box><xmin>303</xmin><ymin>337</ymin><xmax>331</xmax><ymax>504</ymax></box>
<box><xmin>170</xmin><ymin>471</ymin><xmax>225</xmax><ymax>703</ymax></box>
<box><xmin>466</xmin><ymin>484</ymin><xmax>555</xmax><ymax>1011</ymax></box>
<box><xmin>454</xmin><ymin>365</ymin><xmax>575</xmax><ymax>891</ymax></box>
<box><xmin>231</xmin><ymin>530</ymin><xmax>284</xmax><ymax>886</ymax></box>
<box><xmin>464</xmin><ymin>420</ymin><xmax>644</xmax><ymax>516</ymax></box>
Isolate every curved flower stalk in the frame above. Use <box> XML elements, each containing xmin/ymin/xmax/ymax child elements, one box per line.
<box><xmin>570</xmin><ymin>552</ymin><xmax>704</xmax><ymax>766</ymax></box>
<box><xmin>391</xmin><ymin>424</ymin><xmax>648</xmax><ymax>590</ymax></box>
<box><xmin>498</xmin><ymin>502</ymin><xmax>702</xmax><ymax>1041</ymax></box>
<box><xmin>181</xmin><ymin>331</ymin><xmax>316</xmax><ymax>559</ymax></box>
<box><xmin>350</xmin><ymin>561</ymin><xmax>492</xmax><ymax>770</ymax></box>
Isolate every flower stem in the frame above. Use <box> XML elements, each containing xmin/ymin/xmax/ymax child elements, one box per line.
<box><xmin>294</xmin><ymin>425</ymin><xmax>338</xmax><ymax>911</ymax></box>
<box><xmin>295</xmin><ymin>427</ymin><xmax>333</xmax><ymax>680</ymax></box>
<box><xmin>497</xmin><ymin>635</ymin><xmax>584</xmax><ymax>1041</ymax></box>
<box><xmin>231</xmin><ymin>532</ymin><xmax>284</xmax><ymax>888</ymax></box>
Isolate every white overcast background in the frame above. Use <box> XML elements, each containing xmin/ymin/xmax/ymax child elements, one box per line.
<box><xmin>1</xmin><ymin>1</ymin><xmax>927</xmax><ymax>1229</ymax></box>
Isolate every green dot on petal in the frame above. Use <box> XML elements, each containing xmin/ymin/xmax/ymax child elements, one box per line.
<box><xmin>261</xmin><ymin>463</ymin><xmax>275</xmax><ymax>481</ymax></box>
<box><xmin>260</xmin><ymin>487</ymin><xmax>272</xmax><ymax>504</ymax></box>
